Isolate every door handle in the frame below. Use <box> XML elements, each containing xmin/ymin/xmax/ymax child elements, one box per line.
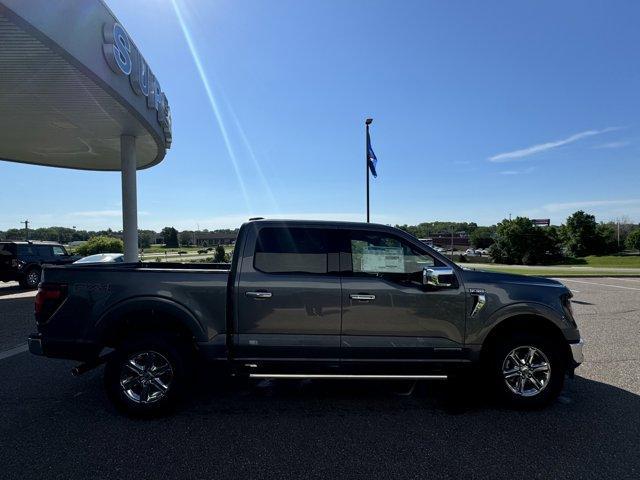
<box><xmin>245</xmin><ymin>291</ymin><xmax>272</xmax><ymax>299</ymax></box>
<box><xmin>350</xmin><ymin>293</ymin><xmax>376</xmax><ymax>301</ymax></box>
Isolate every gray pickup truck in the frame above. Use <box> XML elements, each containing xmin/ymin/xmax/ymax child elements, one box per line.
<box><xmin>29</xmin><ymin>219</ymin><xmax>583</xmax><ymax>415</ymax></box>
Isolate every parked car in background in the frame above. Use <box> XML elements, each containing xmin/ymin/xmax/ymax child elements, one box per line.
<box><xmin>0</xmin><ymin>241</ymin><xmax>78</xmax><ymax>288</ymax></box>
<box><xmin>74</xmin><ymin>253</ymin><xmax>124</xmax><ymax>264</ymax></box>
<box><xmin>465</xmin><ymin>248</ymin><xmax>480</xmax><ymax>256</ymax></box>
<box><xmin>29</xmin><ymin>219</ymin><xmax>583</xmax><ymax>416</ymax></box>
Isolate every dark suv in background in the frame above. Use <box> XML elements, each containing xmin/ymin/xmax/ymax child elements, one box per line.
<box><xmin>0</xmin><ymin>241</ymin><xmax>77</xmax><ymax>288</ymax></box>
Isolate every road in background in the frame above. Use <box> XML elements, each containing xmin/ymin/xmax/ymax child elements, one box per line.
<box><xmin>0</xmin><ymin>278</ymin><xmax>639</xmax><ymax>479</ymax></box>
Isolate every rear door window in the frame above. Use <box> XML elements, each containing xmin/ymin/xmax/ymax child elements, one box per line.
<box><xmin>35</xmin><ymin>245</ymin><xmax>53</xmax><ymax>259</ymax></box>
<box><xmin>254</xmin><ymin>227</ymin><xmax>328</xmax><ymax>274</ymax></box>
<box><xmin>17</xmin><ymin>244</ymin><xmax>36</xmax><ymax>257</ymax></box>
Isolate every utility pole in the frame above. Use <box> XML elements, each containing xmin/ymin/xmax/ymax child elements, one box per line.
<box><xmin>617</xmin><ymin>220</ymin><xmax>620</xmax><ymax>250</ymax></box>
<box><xmin>21</xmin><ymin>219</ymin><xmax>29</xmax><ymax>241</ymax></box>
<box><xmin>450</xmin><ymin>227</ymin><xmax>454</xmax><ymax>260</ymax></box>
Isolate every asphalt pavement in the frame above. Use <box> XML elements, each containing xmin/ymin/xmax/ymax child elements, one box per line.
<box><xmin>0</xmin><ymin>278</ymin><xmax>639</xmax><ymax>479</ymax></box>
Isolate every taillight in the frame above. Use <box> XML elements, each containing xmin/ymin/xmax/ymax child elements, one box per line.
<box><xmin>35</xmin><ymin>283</ymin><xmax>67</xmax><ymax>324</ymax></box>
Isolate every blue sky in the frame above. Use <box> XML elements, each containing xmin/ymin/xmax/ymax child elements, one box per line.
<box><xmin>1</xmin><ymin>0</ymin><xmax>639</xmax><ymax>231</ymax></box>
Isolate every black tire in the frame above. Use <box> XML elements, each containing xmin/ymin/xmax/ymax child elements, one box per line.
<box><xmin>104</xmin><ymin>334</ymin><xmax>192</xmax><ymax>417</ymax></box>
<box><xmin>22</xmin><ymin>267</ymin><xmax>41</xmax><ymax>289</ymax></box>
<box><xmin>488</xmin><ymin>332</ymin><xmax>566</xmax><ymax>409</ymax></box>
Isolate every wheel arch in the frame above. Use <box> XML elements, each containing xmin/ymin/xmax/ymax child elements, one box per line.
<box><xmin>94</xmin><ymin>296</ymin><xmax>208</xmax><ymax>348</ymax></box>
<box><xmin>479</xmin><ymin>312</ymin><xmax>570</xmax><ymax>365</ymax></box>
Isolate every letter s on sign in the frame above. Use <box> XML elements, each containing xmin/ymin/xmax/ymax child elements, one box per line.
<box><xmin>102</xmin><ymin>22</ymin><xmax>132</xmax><ymax>76</ymax></box>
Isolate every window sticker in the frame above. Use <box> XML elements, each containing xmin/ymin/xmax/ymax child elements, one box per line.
<box><xmin>361</xmin><ymin>246</ymin><xmax>405</xmax><ymax>273</ymax></box>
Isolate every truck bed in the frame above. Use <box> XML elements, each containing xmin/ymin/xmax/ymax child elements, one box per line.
<box><xmin>37</xmin><ymin>262</ymin><xmax>232</xmax><ymax>360</ymax></box>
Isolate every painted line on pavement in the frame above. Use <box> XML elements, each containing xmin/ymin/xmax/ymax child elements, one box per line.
<box><xmin>607</xmin><ymin>277</ymin><xmax>640</xmax><ymax>284</ymax></box>
<box><xmin>0</xmin><ymin>343</ymin><xmax>28</xmax><ymax>361</ymax></box>
<box><xmin>561</xmin><ymin>278</ymin><xmax>640</xmax><ymax>291</ymax></box>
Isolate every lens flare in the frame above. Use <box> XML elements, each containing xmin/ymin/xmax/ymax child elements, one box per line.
<box><xmin>170</xmin><ymin>0</ymin><xmax>252</xmax><ymax>212</ymax></box>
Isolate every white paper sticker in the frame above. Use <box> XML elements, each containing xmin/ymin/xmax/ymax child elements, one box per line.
<box><xmin>361</xmin><ymin>246</ymin><xmax>405</xmax><ymax>273</ymax></box>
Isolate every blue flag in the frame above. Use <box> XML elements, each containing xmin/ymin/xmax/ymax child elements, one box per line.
<box><xmin>367</xmin><ymin>130</ymin><xmax>378</xmax><ymax>178</ymax></box>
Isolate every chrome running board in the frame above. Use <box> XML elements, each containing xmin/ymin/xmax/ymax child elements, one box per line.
<box><xmin>248</xmin><ymin>373</ymin><xmax>447</xmax><ymax>380</ymax></box>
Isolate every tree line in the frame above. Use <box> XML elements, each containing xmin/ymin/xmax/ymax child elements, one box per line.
<box><xmin>397</xmin><ymin>211</ymin><xmax>640</xmax><ymax>265</ymax></box>
<box><xmin>2</xmin><ymin>214</ymin><xmax>638</xmax><ymax>266</ymax></box>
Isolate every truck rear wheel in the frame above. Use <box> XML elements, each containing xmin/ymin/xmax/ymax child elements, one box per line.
<box><xmin>104</xmin><ymin>334</ymin><xmax>191</xmax><ymax>417</ymax></box>
<box><xmin>489</xmin><ymin>332</ymin><xmax>566</xmax><ymax>409</ymax></box>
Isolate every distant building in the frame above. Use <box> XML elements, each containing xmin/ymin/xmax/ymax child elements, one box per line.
<box><xmin>194</xmin><ymin>232</ymin><xmax>236</xmax><ymax>247</ymax></box>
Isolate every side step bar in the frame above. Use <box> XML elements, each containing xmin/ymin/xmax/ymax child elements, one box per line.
<box><xmin>248</xmin><ymin>374</ymin><xmax>447</xmax><ymax>380</ymax></box>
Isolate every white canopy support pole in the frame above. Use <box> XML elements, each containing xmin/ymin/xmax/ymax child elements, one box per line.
<box><xmin>121</xmin><ymin>135</ymin><xmax>138</xmax><ymax>262</ymax></box>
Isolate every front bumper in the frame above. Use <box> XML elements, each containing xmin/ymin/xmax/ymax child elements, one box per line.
<box><xmin>569</xmin><ymin>338</ymin><xmax>584</xmax><ymax>365</ymax></box>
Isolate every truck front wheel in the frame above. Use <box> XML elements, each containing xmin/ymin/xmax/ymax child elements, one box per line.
<box><xmin>489</xmin><ymin>332</ymin><xmax>566</xmax><ymax>408</ymax></box>
<box><xmin>104</xmin><ymin>334</ymin><xmax>191</xmax><ymax>416</ymax></box>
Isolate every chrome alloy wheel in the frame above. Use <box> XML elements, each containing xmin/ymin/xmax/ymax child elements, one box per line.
<box><xmin>119</xmin><ymin>351</ymin><xmax>174</xmax><ymax>404</ymax></box>
<box><xmin>502</xmin><ymin>346</ymin><xmax>551</xmax><ymax>397</ymax></box>
<box><xmin>27</xmin><ymin>270</ymin><xmax>40</xmax><ymax>287</ymax></box>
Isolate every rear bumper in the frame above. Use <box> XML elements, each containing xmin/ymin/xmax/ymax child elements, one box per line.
<box><xmin>28</xmin><ymin>333</ymin><xmax>100</xmax><ymax>361</ymax></box>
<box><xmin>28</xmin><ymin>334</ymin><xmax>43</xmax><ymax>355</ymax></box>
<box><xmin>569</xmin><ymin>338</ymin><xmax>584</xmax><ymax>366</ymax></box>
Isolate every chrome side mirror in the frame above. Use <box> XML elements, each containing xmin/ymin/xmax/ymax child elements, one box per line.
<box><xmin>423</xmin><ymin>267</ymin><xmax>455</xmax><ymax>288</ymax></box>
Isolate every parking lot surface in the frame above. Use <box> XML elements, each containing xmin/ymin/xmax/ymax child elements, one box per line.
<box><xmin>1</xmin><ymin>278</ymin><xmax>639</xmax><ymax>479</ymax></box>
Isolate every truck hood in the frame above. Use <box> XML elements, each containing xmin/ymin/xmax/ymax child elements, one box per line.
<box><xmin>459</xmin><ymin>268</ymin><xmax>567</xmax><ymax>290</ymax></box>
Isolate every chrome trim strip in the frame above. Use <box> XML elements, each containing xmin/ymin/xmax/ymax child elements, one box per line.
<box><xmin>249</xmin><ymin>374</ymin><xmax>448</xmax><ymax>380</ymax></box>
<box><xmin>569</xmin><ymin>339</ymin><xmax>584</xmax><ymax>365</ymax></box>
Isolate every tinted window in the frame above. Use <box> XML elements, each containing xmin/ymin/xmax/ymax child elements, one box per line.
<box><xmin>347</xmin><ymin>231</ymin><xmax>439</xmax><ymax>278</ymax></box>
<box><xmin>35</xmin><ymin>245</ymin><xmax>52</xmax><ymax>258</ymax></box>
<box><xmin>0</xmin><ymin>243</ymin><xmax>16</xmax><ymax>256</ymax></box>
<box><xmin>17</xmin><ymin>244</ymin><xmax>36</xmax><ymax>256</ymax></box>
<box><xmin>52</xmin><ymin>246</ymin><xmax>66</xmax><ymax>257</ymax></box>
<box><xmin>254</xmin><ymin>227</ymin><xmax>328</xmax><ymax>274</ymax></box>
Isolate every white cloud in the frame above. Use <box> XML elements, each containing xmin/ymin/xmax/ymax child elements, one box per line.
<box><xmin>488</xmin><ymin>127</ymin><xmax>621</xmax><ymax>163</ymax></box>
<box><xmin>592</xmin><ymin>141</ymin><xmax>630</xmax><ymax>149</ymax></box>
<box><xmin>541</xmin><ymin>199</ymin><xmax>640</xmax><ymax>213</ymax></box>
<box><xmin>142</xmin><ymin>212</ymin><xmax>397</xmax><ymax>231</ymax></box>
<box><xmin>66</xmin><ymin>210</ymin><xmax>150</xmax><ymax>218</ymax></box>
<box><xmin>499</xmin><ymin>167</ymin><xmax>535</xmax><ymax>175</ymax></box>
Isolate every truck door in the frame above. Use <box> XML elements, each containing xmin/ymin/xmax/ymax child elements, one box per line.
<box><xmin>235</xmin><ymin>225</ymin><xmax>342</xmax><ymax>364</ymax></box>
<box><xmin>339</xmin><ymin>228</ymin><xmax>466</xmax><ymax>366</ymax></box>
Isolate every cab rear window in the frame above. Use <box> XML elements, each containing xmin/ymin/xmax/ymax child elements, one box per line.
<box><xmin>254</xmin><ymin>227</ymin><xmax>328</xmax><ymax>274</ymax></box>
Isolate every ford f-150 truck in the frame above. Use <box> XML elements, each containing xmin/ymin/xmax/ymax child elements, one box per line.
<box><xmin>28</xmin><ymin>219</ymin><xmax>583</xmax><ymax>415</ymax></box>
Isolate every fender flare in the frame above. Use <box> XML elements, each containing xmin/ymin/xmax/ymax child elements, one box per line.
<box><xmin>93</xmin><ymin>296</ymin><xmax>208</xmax><ymax>344</ymax></box>
<box><xmin>470</xmin><ymin>301</ymin><xmax>567</xmax><ymax>346</ymax></box>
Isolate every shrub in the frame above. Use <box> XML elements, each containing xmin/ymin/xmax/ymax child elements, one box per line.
<box><xmin>76</xmin><ymin>236</ymin><xmax>124</xmax><ymax>256</ymax></box>
<box><xmin>214</xmin><ymin>245</ymin><xmax>227</xmax><ymax>262</ymax></box>
<box><xmin>626</xmin><ymin>229</ymin><xmax>640</xmax><ymax>252</ymax></box>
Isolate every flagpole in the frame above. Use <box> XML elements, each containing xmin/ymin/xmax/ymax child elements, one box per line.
<box><xmin>365</xmin><ymin>118</ymin><xmax>372</xmax><ymax>223</ymax></box>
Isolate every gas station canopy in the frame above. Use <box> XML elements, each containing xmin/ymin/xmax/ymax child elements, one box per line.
<box><xmin>0</xmin><ymin>0</ymin><xmax>171</xmax><ymax>171</ymax></box>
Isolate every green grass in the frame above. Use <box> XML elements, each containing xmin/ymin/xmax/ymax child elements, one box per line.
<box><xmin>141</xmin><ymin>245</ymin><xmax>234</xmax><ymax>255</ymax></box>
<box><xmin>572</xmin><ymin>255</ymin><xmax>640</xmax><ymax>268</ymax></box>
<box><xmin>465</xmin><ymin>265</ymin><xmax>640</xmax><ymax>277</ymax></box>
<box><xmin>462</xmin><ymin>254</ymin><xmax>640</xmax><ymax>276</ymax></box>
